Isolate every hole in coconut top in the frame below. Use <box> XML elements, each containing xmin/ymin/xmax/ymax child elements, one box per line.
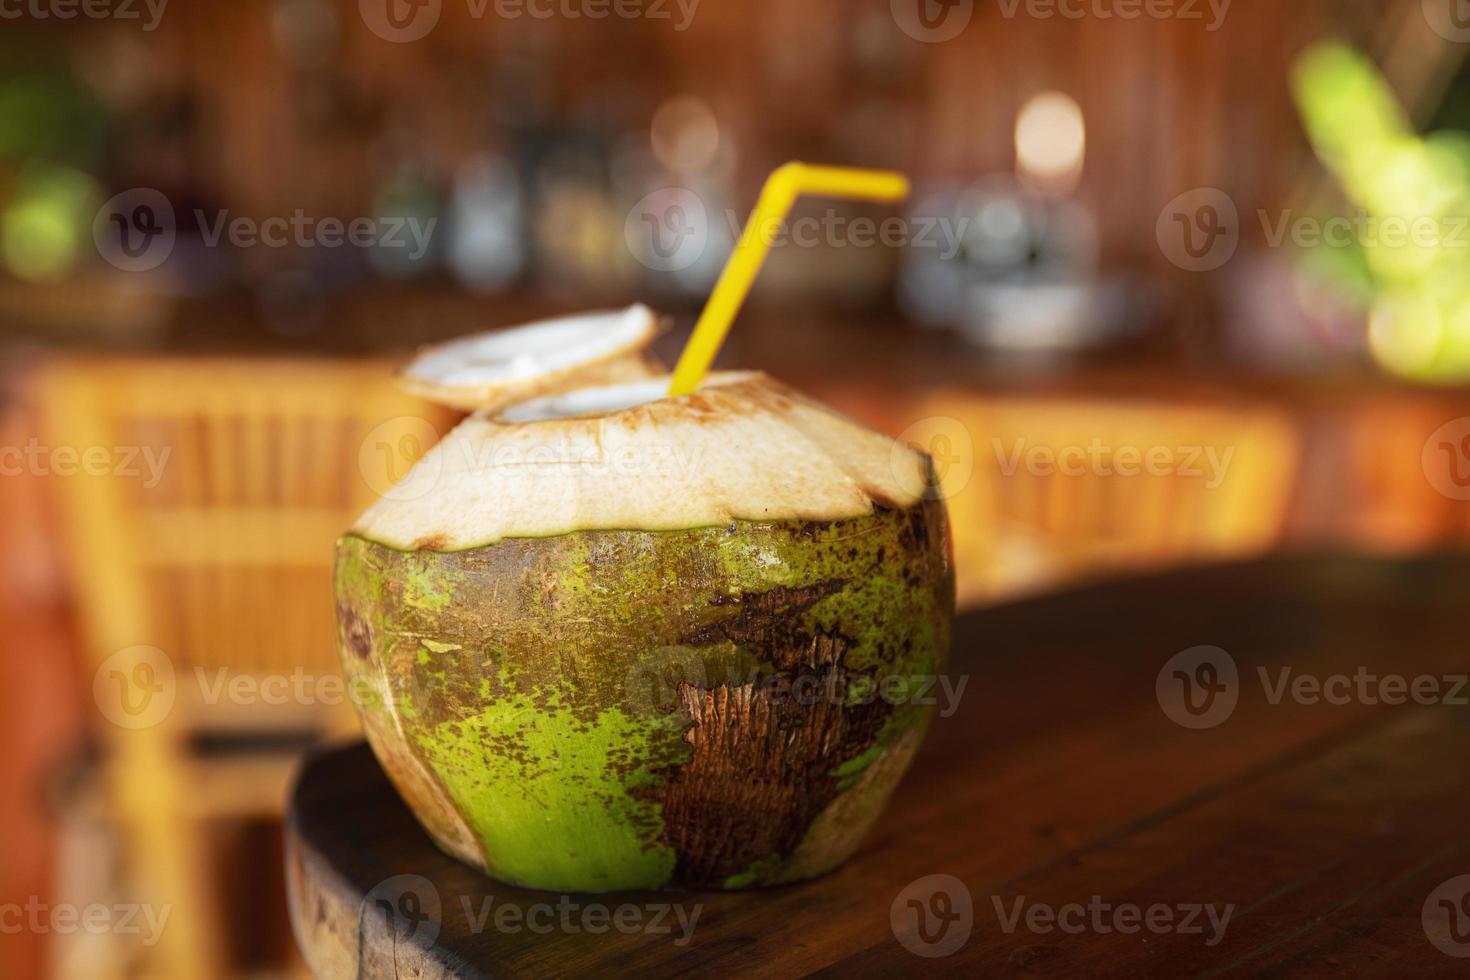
<box><xmin>499</xmin><ymin>374</ymin><xmax>752</xmax><ymax>423</ymax></box>
<box><xmin>406</xmin><ymin>305</ymin><xmax>654</xmax><ymax>387</ymax></box>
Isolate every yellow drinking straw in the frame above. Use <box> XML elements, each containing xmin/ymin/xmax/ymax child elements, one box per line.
<box><xmin>667</xmin><ymin>162</ymin><xmax>911</xmax><ymax>396</ymax></box>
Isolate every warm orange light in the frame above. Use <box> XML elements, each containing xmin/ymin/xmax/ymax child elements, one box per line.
<box><xmin>650</xmin><ymin>95</ymin><xmax>721</xmax><ymax>175</ymax></box>
<box><xmin>1015</xmin><ymin>91</ymin><xmax>1086</xmax><ymax>192</ymax></box>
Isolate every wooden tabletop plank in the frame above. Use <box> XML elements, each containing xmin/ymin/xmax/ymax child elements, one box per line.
<box><xmin>832</xmin><ymin>708</ymin><xmax>1470</xmax><ymax>977</ymax></box>
<box><xmin>287</xmin><ymin>554</ymin><xmax>1470</xmax><ymax>977</ymax></box>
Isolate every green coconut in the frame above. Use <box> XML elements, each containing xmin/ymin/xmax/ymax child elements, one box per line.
<box><xmin>335</xmin><ymin>347</ymin><xmax>953</xmax><ymax>892</ymax></box>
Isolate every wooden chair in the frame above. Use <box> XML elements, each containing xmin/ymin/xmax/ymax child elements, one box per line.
<box><xmin>37</xmin><ymin>358</ymin><xmax>454</xmax><ymax>980</ymax></box>
<box><xmin>920</xmin><ymin>394</ymin><xmax>1299</xmax><ymax>605</ymax></box>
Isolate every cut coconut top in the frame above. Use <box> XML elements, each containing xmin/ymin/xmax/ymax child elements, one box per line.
<box><xmin>353</xmin><ymin>372</ymin><xmax>932</xmax><ymax>551</ymax></box>
<box><xmin>399</xmin><ymin>304</ymin><xmax>662</xmax><ymax>411</ymax></box>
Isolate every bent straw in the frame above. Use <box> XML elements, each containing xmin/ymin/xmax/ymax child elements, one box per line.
<box><xmin>667</xmin><ymin>162</ymin><xmax>910</xmax><ymax>396</ymax></box>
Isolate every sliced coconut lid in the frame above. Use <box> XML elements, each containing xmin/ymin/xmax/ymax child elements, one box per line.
<box><xmin>399</xmin><ymin>304</ymin><xmax>663</xmax><ymax>411</ymax></box>
<box><xmin>353</xmin><ymin>371</ymin><xmax>932</xmax><ymax>551</ymax></box>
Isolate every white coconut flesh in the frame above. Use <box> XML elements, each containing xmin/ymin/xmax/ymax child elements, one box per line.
<box><xmin>399</xmin><ymin>304</ymin><xmax>662</xmax><ymax>411</ymax></box>
<box><xmin>499</xmin><ymin>379</ymin><xmax>701</xmax><ymax>422</ymax></box>
<box><xmin>353</xmin><ymin>371</ymin><xmax>932</xmax><ymax>551</ymax></box>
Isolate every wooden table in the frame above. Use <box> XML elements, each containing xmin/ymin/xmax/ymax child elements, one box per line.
<box><xmin>286</xmin><ymin>554</ymin><xmax>1470</xmax><ymax>977</ymax></box>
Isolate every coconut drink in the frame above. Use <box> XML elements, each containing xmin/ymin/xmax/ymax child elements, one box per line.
<box><xmin>334</xmin><ymin>166</ymin><xmax>952</xmax><ymax>892</ymax></box>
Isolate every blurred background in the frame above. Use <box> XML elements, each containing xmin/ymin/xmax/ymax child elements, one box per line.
<box><xmin>5</xmin><ymin>1</ymin><xmax>1470</xmax><ymax>976</ymax></box>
